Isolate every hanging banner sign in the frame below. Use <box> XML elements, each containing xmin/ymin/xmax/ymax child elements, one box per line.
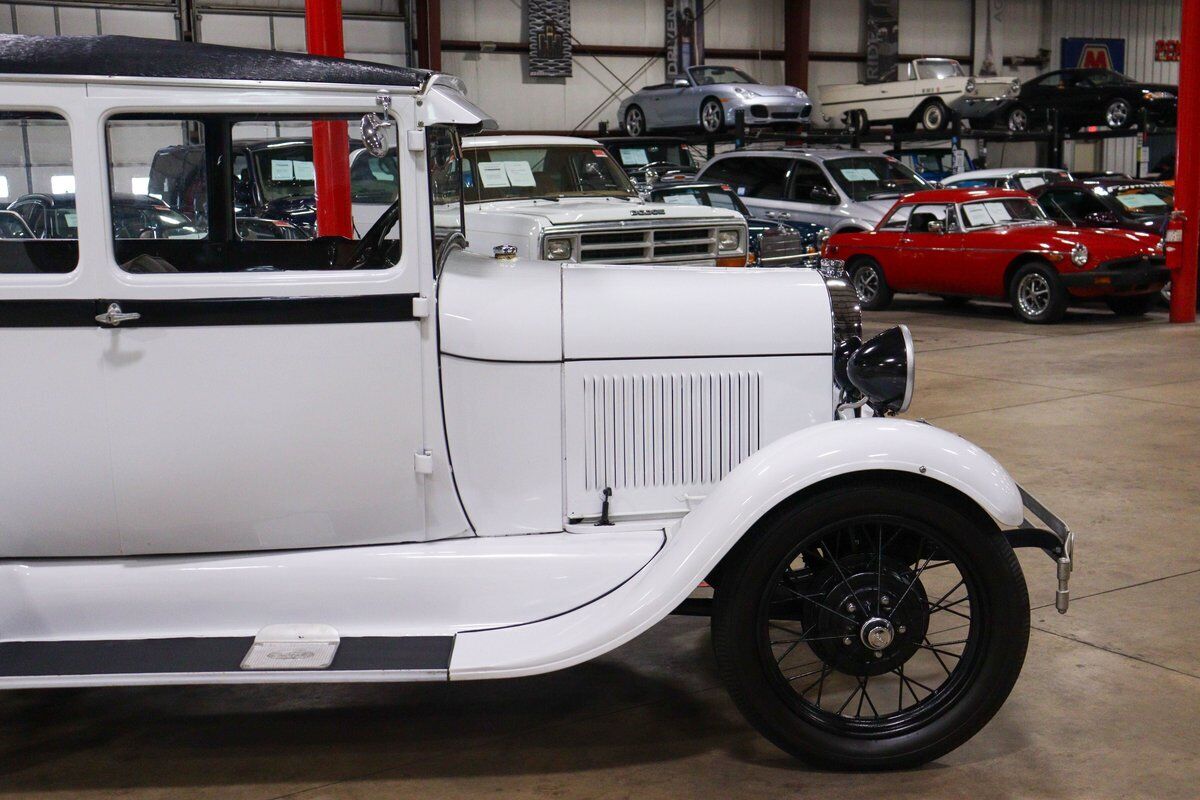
<box><xmin>528</xmin><ymin>0</ymin><xmax>572</xmax><ymax>78</ymax></box>
<box><xmin>665</xmin><ymin>0</ymin><xmax>704</xmax><ymax>77</ymax></box>
<box><xmin>1061</xmin><ymin>37</ymin><xmax>1126</xmax><ymax>72</ymax></box>
<box><xmin>865</xmin><ymin>0</ymin><xmax>899</xmax><ymax>84</ymax></box>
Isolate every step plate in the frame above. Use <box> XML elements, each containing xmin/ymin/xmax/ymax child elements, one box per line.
<box><xmin>0</xmin><ymin>636</ymin><xmax>453</xmax><ymax>677</ymax></box>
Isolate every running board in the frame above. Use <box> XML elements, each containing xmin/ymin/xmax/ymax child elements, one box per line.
<box><xmin>0</xmin><ymin>635</ymin><xmax>453</xmax><ymax>688</ymax></box>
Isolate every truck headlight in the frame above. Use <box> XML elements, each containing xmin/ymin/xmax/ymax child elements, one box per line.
<box><xmin>965</xmin><ymin>78</ymin><xmax>977</xmax><ymax>94</ymax></box>
<box><xmin>545</xmin><ymin>237</ymin><xmax>573</xmax><ymax>260</ymax></box>
<box><xmin>718</xmin><ymin>229</ymin><xmax>742</xmax><ymax>252</ymax></box>
<box><xmin>1011</xmin><ymin>79</ymin><xmax>1022</xmax><ymax>95</ymax></box>
<box><xmin>1071</xmin><ymin>243</ymin><xmax>1089</xmax><ymax>266</ymax></box>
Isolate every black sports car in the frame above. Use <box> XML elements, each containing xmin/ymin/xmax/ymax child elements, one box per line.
<box><xmin>996</xmin><ymin>69</ymin><xmax>1176</xmax><ymax>132</ymax></box>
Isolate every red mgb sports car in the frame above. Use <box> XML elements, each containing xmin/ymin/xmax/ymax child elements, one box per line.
<box><xmin>824</xmin><ymin>188</ymin><xmax>1168</xmax><ymax>323</ymax></box>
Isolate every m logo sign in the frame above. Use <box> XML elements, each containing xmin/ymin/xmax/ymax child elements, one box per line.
<box><xmin>1061</xmin><ymin>37</ymin><xmax>1126</xmax><ymax>73</ymax></box>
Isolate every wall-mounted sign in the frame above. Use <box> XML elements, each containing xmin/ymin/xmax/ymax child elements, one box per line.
<box><xmin>528</xmin><ymin>0</ymin><xmax>572</xmax><ymax>78</ymax></box>
<box><xmin>665</xmin><ymin>0</ymin><xmax>704</xmax><ymax>77</ymax></box>
<box><xmin>865</xmin><ymin>0</ymin><xmax>900</xmax><ymax>84</ymax></box>
<box><xmin>1061</xmin><ymin>37</ymin><xmax>1125</xmax><ymax>72</ymax></box>
<box><xmin>1156</xmin><ymin>39</ymin><xmax>1181</xmax><ymax>62</ymax></box>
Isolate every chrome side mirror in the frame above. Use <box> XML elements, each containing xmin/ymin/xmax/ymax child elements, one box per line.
<box><xmin>360</xmin><ymin>94</ymin><xmax>395</xmax><ymax>158</ymax></box>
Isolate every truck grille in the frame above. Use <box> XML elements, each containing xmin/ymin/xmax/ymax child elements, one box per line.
<box><xmin>572</xmin><ymin>225</ymin><xmax>721</xmax><ymax>264</ymax></box>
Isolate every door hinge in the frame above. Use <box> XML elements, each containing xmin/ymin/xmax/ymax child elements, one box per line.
<box><xmin>411</xmin><ymin>296</ymin><xmax>431</xmax><ymax>319</ymax></box>
<box><xmin>407</xmin><ymin>130</ymin><xmax>426</xmax><ymax>152</ymax></box>
<box><xmin>414</xmin><ymin>450</ymin><xmax>434</xmax><ymax>475</ymax></box>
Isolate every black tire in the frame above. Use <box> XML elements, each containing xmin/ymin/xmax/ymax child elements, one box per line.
<box><xmin>846</xmin><ymin>109</ymin><xmax>869</xmax><ymax>134</ymax></box>
<box><xmin>700</xmin><ymin>98</ymin><xmax>725</xmax><ymax>134</ymax></box>
<box><xmin>918</xmin><ymin>99</ymin><xmax>950</xmax><ymax>132</ymax></box>
<box><xmin>1005</xmin><ymin>104</ymin><xmax>1031</xmax><ymax>133</ymax></box>
<box><xmin>1009</xmin><ymin>262</ymin><xmax>1068</xmax><ymax>324</ymax></box>
<box><xmin>623</xmin><ymin>105</ymin><xmax>646</xmax><ymax>136</ymax></box>
<box><xmin>1105</xmin><ymin>293</ymin><xmax>1158</xmax><ymax>316</ymax></box>
<box><xmin>712</xmin><ymin>483</ymin><xmax>1030</xmax><ymax>770</ymax></box>
<box><xmin>849</xmin><ymin>258</ymin><xmax>893</xmax><ymax>311</ymax></box>
<box><xmin>1104</xmin><ymin>97</ymin><xmax>1133</xmax><ymax>130</ymax></box>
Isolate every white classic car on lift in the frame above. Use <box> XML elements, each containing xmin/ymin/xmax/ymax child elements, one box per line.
<box><xmin>820</xmin><ymin>58</ymin><xmax>1021</xmax><ymax>133</ymax></box>
<box><xmin>455</xmin><ymin>135</ymin><xmax>750</xmax><ymax>268</ymax></box>
<box><xmin>0</xmin><ymin>34</ymin><xmax>1073</xmax><ymax>771</ymax></box>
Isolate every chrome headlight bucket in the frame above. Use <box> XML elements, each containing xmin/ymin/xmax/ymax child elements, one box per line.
<box><xmin>965</xmin><ymin>78</ymin><xmax>977</xmax><ymax>94</ymax></box>
<box><xmin>1071</xmin><ymin>243</ymin><xmax>1089</xmax><ymax>267</ymax></box>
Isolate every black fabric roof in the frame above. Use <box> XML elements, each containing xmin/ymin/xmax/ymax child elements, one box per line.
<box><xmin>0</xmin><ymin>34</ymin><xmax>428</xmax><ymax>87</ymax></box>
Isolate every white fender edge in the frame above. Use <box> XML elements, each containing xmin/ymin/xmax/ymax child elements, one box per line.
<box><xmin>449</xmin><ymin>419</ymin><xmax>1022</xmax><ymax>680</ymax></box>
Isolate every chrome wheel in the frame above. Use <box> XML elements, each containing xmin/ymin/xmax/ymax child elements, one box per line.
<box><xmin>1017</xmin><ymin>272</ymin><xmax>1051</xmax><ymax>318</ymax></box>
<box><xmin>853</xmin><ymin>266</ymin><xmax>879</xmax><ymax>304</ymax></box>
<box><xmin>1007</xmin><ymin>107</ymin><xmax>1028</xmax><ymax>132</ymax></box>
<box><xmin>1162</xmin><ymin>281</ymin><xmax>1172</xmax><ymax>305</ymax></box>
<box><xmin>624</xmin><ymin>106</ymin><xmax>645</xmax><ymax>136</ymax></box>
<box><xmin>1105</xmin><ymin>98</ymin><xmax>1131</xmax><ymax>129</ymax></box>
<box><xmin>700</xmin><ymin>100</ymin><xmax>724</xmax><ymax>133</ymax></box>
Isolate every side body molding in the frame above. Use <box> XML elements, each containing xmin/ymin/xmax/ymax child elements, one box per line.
<box><xmin>450</xmin><ymin>419</ymin><xmax>1023</xmax><ymax>680</ymax></box>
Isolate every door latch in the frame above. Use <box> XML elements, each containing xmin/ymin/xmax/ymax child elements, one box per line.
<box><xmin>95</xmin><ymin>302</ymin><xmax>141</xmax><ymax>327</ymax></box>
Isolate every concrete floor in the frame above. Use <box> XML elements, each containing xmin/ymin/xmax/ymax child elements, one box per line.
<box><xmin>2</xmin><ymin>298</ymin><xmax>1198</xmax><ymax>799</ymax></box>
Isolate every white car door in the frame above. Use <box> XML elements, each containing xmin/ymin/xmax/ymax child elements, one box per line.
<box><xmin>92</xmin><ymin>107</ymin><xmax>429</xmax><ymax>556</ymax></box>
<box><xmin>0</xmin><ymin>105</ymin><xmax>121</xmax><ymax>558</ymax></box>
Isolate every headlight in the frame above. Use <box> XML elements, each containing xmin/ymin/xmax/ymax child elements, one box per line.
<box><xmin>1011</xmin><ymin>79</ymin><xmax>1022</xmax><ymax>96</ymax></box>
<box><xmin>846</xmin><ymin>325</ymin><xmax>915</xmax><ymax>415</ymax></box>
<box><xmin>733</xmin><ymin>86</ymin><xmax>760</xmax><ymax>97</ymax></box>
<box><xmin>545</xmin><ymin>237</ymin><xmax>573</xmax><ymax>260</ymax></box>
<box><xmin>718</xmin><ymin>229</ymin><xmax>742</xmax><ymax>252</ymax></box>
<box><xmin>818</xmin><ymin>227</ymin><xmax>832</xmax><ymax>251</ymax></box>
<box><xmin>1144</xmin><ymin>90</ymin><xmax>1175</xmax><ymax>101</ymax></box>
<box><xmin>1071</xmin><ymin>243</ymin><xmax>1089</xmax><ymax>266</ymax></box>
<box><xmin>965</xmin><ymin>78</ymin><xmax>977</xmax><ymax>94</ymax></box>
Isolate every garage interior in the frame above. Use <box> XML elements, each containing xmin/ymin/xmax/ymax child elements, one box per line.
<box><xmin>0</xmin><ymin>0</ymin><xmax>1198</xmax><ymax>797</ymax></box>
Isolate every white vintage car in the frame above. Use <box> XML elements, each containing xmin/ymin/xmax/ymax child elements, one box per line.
<box><xmin>820</xmin><ymin>58</ymin><xmax>1021</xmax><ymax>132</ymax></box>
<box><xmin>456</xmin><ymin>135</ymin><xmax>750</xmax><ymax>267</ymax></box>
<box><xmin>0</xmin><ymin>34</ymin><xmax>1073</xmax><ymax>771</ymax></box>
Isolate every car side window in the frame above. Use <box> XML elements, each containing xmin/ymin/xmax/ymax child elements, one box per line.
<box><xmin>906</xmin><ymin>204</ymin><xmax>951</xmax><ymax>233</ymax></box>
<box><xmin>106</xmin><ymin>114</ymin><xmax>401</xmax><ymax>274</ymax></box>
<box><xmin>705</xmin><ymin>157</ymin><xmax>788</xmax><ymax>200</ymax></box>
<box><xmin>879</xmin><ymin>205</ymin><xmax>913</xmax><ymax>230</ymax></box>
<box><xmin>790</xmin><ymin>161</ymin><xmax>837</xmax><ymax>204</ymax></box>
<box><xmin>1039</xmin><ymin>189</ymin><xmax>1104</xmax><ymax>222</ymax></box>
<box><xmin>0</xmin><ymin>112</ymin><xmax>78</xmax><ymax>273</ymax></box>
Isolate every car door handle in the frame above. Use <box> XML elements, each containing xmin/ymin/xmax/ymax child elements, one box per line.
<box><xmin>95</xmin><ymin>302</ymin><xmax>141</xmax><ymax>326</ymax></box>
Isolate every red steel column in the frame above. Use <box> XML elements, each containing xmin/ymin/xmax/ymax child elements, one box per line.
<box><xmin>784</xmin><ymin>0</ymin><xmax>811</xmax><ymax>91</ymax></box>
<box><xmin>1172</xmin><ymin>0</ymin><xmax>1199</xmax><ymax>322</ymax></box>
<box><xmin>306</xmin><ymin>0</ymin><xmax>354</xmax><ymax>239</ymax></box>
<box><xmin>414</xmin><ymin>0</ymin><xmax>442</xmax><ymax>72</ymax></box>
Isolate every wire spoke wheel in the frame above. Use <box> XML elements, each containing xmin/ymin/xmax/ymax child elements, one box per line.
<box><xmin>758</xmin><ymin>518</ymin><xmax>980</xmax><ymax>736</ymax></box>
<box><xmin>1017</xmin><ymin>272</ymin><xmax>1051</xmax><ymax>317</ymax></box>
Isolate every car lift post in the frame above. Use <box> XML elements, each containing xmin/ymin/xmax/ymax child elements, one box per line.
<box><xmin>305</xmin><ymin>0</ymin><xmax>354</xmax><ymax>240</ymax></box>
<box><xmin>1170</xmin><ymin>0</ymin><xmax>1199</xmax><ymax>322</ymax></box>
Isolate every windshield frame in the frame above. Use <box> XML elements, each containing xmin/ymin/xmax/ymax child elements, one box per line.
<box><xmin>914</xmin><ymin>59</ymin><xmax>966</xmax><ymax>80</ymax></box>
<box><xmin>688</xmin><ymin>65</ymin><xmax>759</xmax><ymax>86</ymax></box>
<box><xmin>461</xmin><ymin>144</ymin><xmax>639</xmax><ymax>203</ymax></box>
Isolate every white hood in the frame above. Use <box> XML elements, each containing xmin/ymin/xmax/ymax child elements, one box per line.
<box><xmin>469</xmin><ymin>196</ymin><xmax>744</xmax><ymax>227</ymax></box>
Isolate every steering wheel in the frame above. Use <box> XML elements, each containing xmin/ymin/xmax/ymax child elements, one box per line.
<box><xmin>340</xmin><ymin>199</ymin><xmax>400</xmax><ymax>269</ymax></box>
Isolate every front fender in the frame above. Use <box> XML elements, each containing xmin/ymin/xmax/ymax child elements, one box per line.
<box><xmin>449</xmin><ymin>419</ymin><xmax>1021</xmax><ymax>680</ymax></box>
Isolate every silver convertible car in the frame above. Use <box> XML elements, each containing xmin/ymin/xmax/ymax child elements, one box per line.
<box><xmin>619</xmin><ymin>65</ymin><xmax>813</xmax><ymax>136</ymax></box>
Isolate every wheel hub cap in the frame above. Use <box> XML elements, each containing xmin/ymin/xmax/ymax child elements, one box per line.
<box><xmin>861</xmin><ymin>617</ymin><xmax>895</xmax><ymax>650</ymax></box>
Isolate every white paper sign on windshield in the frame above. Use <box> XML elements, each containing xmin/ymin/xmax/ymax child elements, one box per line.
<box><xmin>619</xmin><ymin>148</ymin><xmax>650</xmax><ymax>166</ymax></box>
<box><xmin>293</xmin><ymin>161</ymin><xmax>316</xmax><ymax>181</ymax></box>
<box><xmin>1117</xmin><ymin>193</ymin><xmax>1165</xmax><ymax>209</ymax></box>
<box><xmin>962</xmin><ymin>204</ymin><xmax>993</xmax><ymax>227</ymax></box>
<box><xmin>840</xmin><ymin>168</ymin><xmax>880</xmax><ymax>182</ymax></box>
<box><xmin>1018</xmin><ymin>176</ymin><xmax>1046</xmax><ymax>190</ymax></box>
<box><xmin>989</xmin><ymin>203</ymin><xmax>1013</xmax><ymax>221</ymax></box>
<box><xmin>502</xmin><ymin>161</ymin><xmax>537</xmax><ymax>187</ymax></box>
<box><xmin>478</xmin><ymin>162</ymin><xmax>511</xmax><ymax>188</ymax></box>
<box><xmin>662</xmin><ymin>193</ymin><xmax>702</xmax><ymax>206</ymax></box>
<box><xmin>271</xmin><ymin>160</ymin><xmax>295</xmax><ymax>181</ymax></box>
